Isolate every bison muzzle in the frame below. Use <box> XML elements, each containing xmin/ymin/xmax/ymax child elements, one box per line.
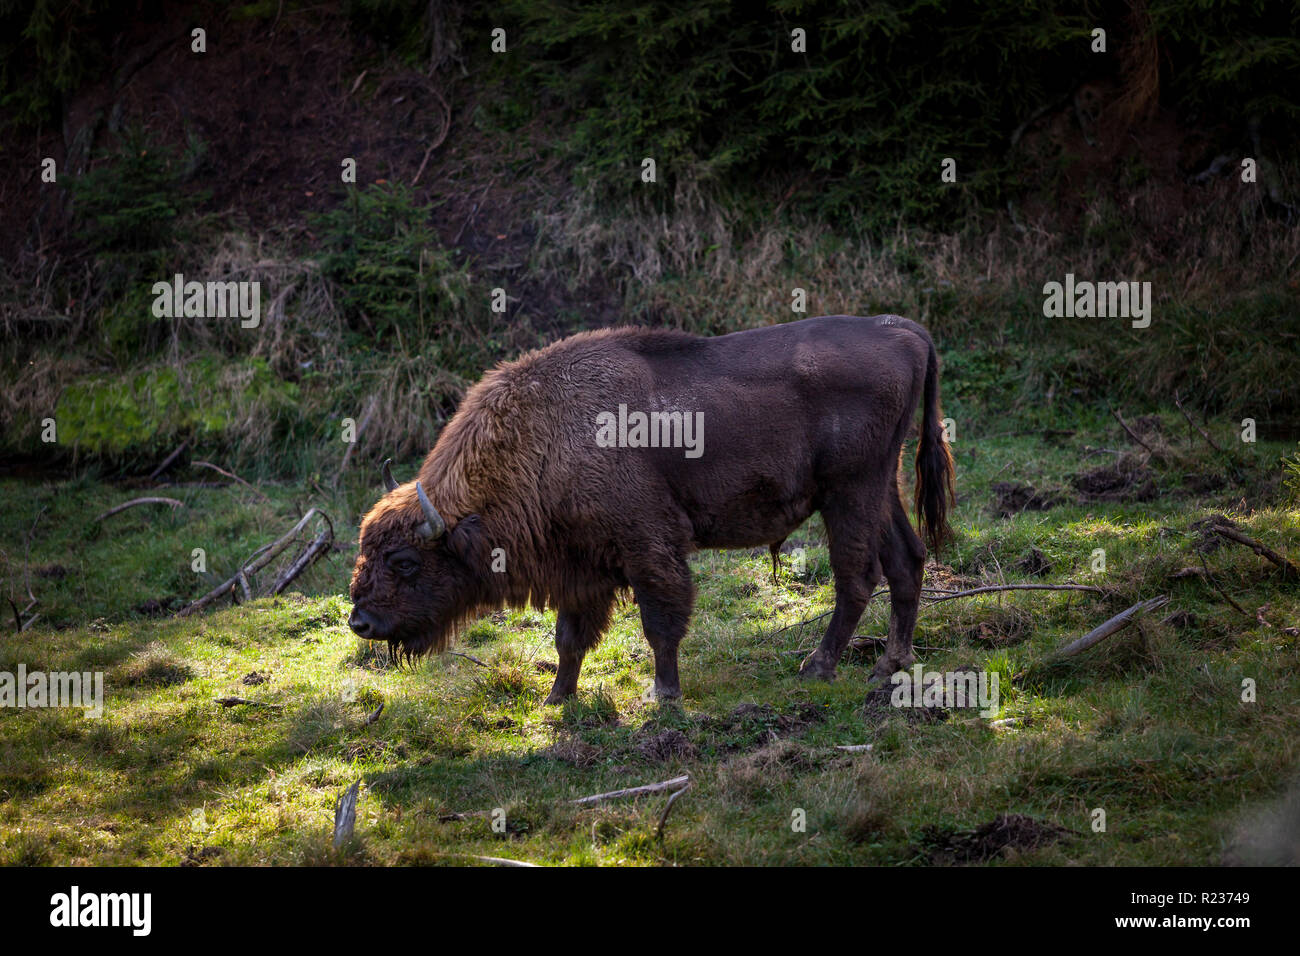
<box><xmin>349</xmin><ymin>314</ymin><xmax>954</xmax><ymax>704</ymax></box>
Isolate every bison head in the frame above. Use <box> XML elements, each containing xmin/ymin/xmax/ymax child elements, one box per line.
<box><xmin>348</xmin><ymin>459</ymin><xmax>491</xmax><ymax>660</ymax></box>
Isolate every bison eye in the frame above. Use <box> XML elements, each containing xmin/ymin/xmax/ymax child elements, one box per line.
<box><xmin>385</xmin><ymin>549</ymin><xmax>421</xmax><ymax>577</ymax></box>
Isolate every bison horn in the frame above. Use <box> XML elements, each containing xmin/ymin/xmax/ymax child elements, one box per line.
<box><xmin>381</xmin><ymin>458</ymin><xmax>400</xmax><ymax>492</ymax></box>
<box><xmin>414</xmin><ymin>480</ymin><xmax>446</xmax><ymax>540</ymax></box>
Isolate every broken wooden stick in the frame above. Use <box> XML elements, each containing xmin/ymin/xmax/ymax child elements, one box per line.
<box><xmin>95</xmin><ymin>497</ymin><xmax>183</xmax><ymax>523</ymax></box>
<box><xmin>191</xmin><ymin>460</ymin><xmax>271</xmax><ymax>503</ymax></box>
<box><xmin>177</xmin><ymin>508</ymin><xmax>332</xmax><ymax>617</ymax></box>
<box><xmin>147</xmin><ymin>440</ymin><xmax>189</xmax><ymax>481</ymax></box>
<box><xmin>1209</xmin><ymin>519</ymin><xmax>1299</xmax><ymax>578</ymax></box>
<box><xmin>1174</xmin><ymin>393</ymin><xmax>1226</xmax><ymax>453</ymax></box>
<box><xmin>214</xmin><ymin>696</ymin><xmax>282</xmax><ymax>709</ymax></box>
<box><xmin>1107</xmin><ymin>404</ymin><xmax>1156</xmax><ymax>456</ymax></box>
<box><xmin>269</xmin><ymin>512</ymin><xmax>334</xmax><ymax>595</ymax></box>
<box><xmin>835</xmin><ymin>744</ymin><xmax>874</xmax><ymax>752</ymax></box>
<box><xmin>1198</xmin><ymin>554</ymin><xmax>1249</xmax><ymax>617</ymax></box>
<box><xmin>655</xmin><ymin>781</ymin><xmax>691</xmax><ymax>843</ymax></box>
<box><xmin>1039</xmin><ymin>595</ymin><xmax>1169</xmax><ymax>665</ymax></box>
<box><xmin>922</xmin><ymin>583</ymin><xmax>1106</xmax><ymax>602</ymax></box>
<box><xmin>573</xmin><ymin>774</ymin><xmax>690</xmax><ymax>806</ymax></box>
<box><xmin>333</xmin><ymin>781</ymin><xmax>360</xmax><ymax>848</ymax></box>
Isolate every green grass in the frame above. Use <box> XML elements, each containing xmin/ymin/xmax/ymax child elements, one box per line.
<box><xmin>1</xmin><ymin>412</ymin><xmax>1298</xmax><ymax>866</ymax></box>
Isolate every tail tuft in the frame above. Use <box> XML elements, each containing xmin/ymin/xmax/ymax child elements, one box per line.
<box><xmin>914</xmin><ymin>337</ymin><xmax>955</xmax><ymax>555</ymax></box>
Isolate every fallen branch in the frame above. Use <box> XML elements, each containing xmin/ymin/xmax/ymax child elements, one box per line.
<box><xmin>269</xmin><ymin>512</ymin><xmax>334</xmax><ymax>595</ymax></box>
<box><xmin>177</xmin><ymin>509</ymin><xmax>331</xmax><ymax>617</ymax></box>
<box><xmin>573</xmin><ymin>774</ymin><xmax>690</xmax><ymax>806</ymax></box>
<box><xmin>335</xmin><ymin>398</ymin><xmax>377</xmax><ymax>486</ymax></box>
<box><xmin>1038</xmin><ymin>595</ymin><xmax>1169</xmax><ymax>665</ymax></box>
<box><xmin>1174</xmin><ymin>393</ymin><xmax>1225</xmax><ymax>454</ymax></box>
<box><xmin>1107</xmin><ymin>404</ymin><xmax>1156</xmax><ymax>456</ymax></box>
<box><xmin>448</xmin><ymin>651</ymin><xmax>490</xmax><ymax>669</ymax></box>
<box><xmin>922</xmin><ymin>583</ymin><xmax>1106</xmax><ymax>603</ymax></box>
<box><xmin>191</xmin><ymin>460</ymin><xmax>271</xmax><ymax>503</ymax></box>
<box><xmin>1209</xmin><ymin>519</ymin><xmax>1299</xmax><ymax>578</ymax></box>
<box><xmin>214</xmin><ymin>696</ymin><xmax>282</xmax><ymax>709</ymax></box>
<box><xmin>333</xmin><ymin>781</ymin><xmax>360</xmax><ymax>849</ymax></box>
<box><xmin>835</xmin><ymin>744</ymin><xmax>874</xmax><ymax>753</ymax></box>
<box><xmin>655</xmin><ymin>781</ymin><xmax>691</xmax><ymax>843</ymax></box>
<box><xmin>95</xmin><ymin>497</ymin><xmax>183</xmax><ymax>523</ymax></box>
<box><xmin>147</xmin><ymin>440</ymin><xmax>189</xmax><ymax>481</ymax></box>
<box><xmin>1198</xmin><ymin>554</ymin><xmax>1249</xmax><ymax>617</ymax></box>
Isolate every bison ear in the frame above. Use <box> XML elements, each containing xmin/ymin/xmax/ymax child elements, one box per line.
<box><xmin>447</xmin><ymin>514</ymin><xmax>489</xmax><ymax>569</ymax></box>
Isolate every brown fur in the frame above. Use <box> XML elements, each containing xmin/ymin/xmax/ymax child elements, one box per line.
<box><xmin>349</xmin><ymin>315</ymin><xmax>955</xmax><ymax>700</ymax></box>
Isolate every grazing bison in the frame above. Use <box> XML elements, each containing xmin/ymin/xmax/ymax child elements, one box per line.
<box><xmin>348</xmin><ymin>314</ymin><xmax>954</xmax><ymax>703</ymax></box>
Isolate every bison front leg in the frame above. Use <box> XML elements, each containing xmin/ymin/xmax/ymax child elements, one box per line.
<box><xmin>544</xmin><ymin>599</ymin><xmax>613</xmax><ymax>705</ymax></box>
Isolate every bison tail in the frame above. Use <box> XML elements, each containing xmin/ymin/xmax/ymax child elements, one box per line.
<box><xmin>913</xmin><ymin>335</ymin><xmax>955</xmax><ymax>556</ymax></box>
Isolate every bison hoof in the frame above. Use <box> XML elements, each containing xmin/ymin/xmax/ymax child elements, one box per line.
<box><xmin>542</xmin><ymin>687</ymin><xmax>574</xmax><ymax>706</ymax></box>
<box><xmin>642</xmin><ymin>683</ymin><xmax>682</xmax><ymax>702</ymax></box>
<box><xmin>871</xmin><ymin>657</ymin><xmax>912</xmax><ymax>682</ymax></box>
<box><xmin>798</xmin><ymin>654</ymin><xmax>836</xmax><ymax>683</ymax></box>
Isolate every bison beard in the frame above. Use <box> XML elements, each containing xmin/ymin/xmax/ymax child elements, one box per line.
<box><xmin>349</xmin><ymin>314</ymin><xmax>954</xmax><ymax>703</ymax></box>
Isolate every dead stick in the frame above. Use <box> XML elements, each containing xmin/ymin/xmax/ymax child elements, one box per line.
<box><xmin>1211</xmin><ymin>523</ymin><xmax>1299</xmax><ymax>578</ymax></box>
<box><xmin>923</xmin><ymin>583</ymin><xmax>1106</xmax><ymax>602</ymax></box>
<box><xmin>148</xmin><ymin>440</ymin><xmax>189</xmax><ymax>481</ymax></box>
<box><xmin>448</xmin><ymin>651</ymin><xmax>490</xmax><ymax>668</ymax></box>
<box><xmin>1107</xmin><ymin>404</ymin><xmax>1156</xmax><ymax>456</ymax></box>
<box><xmin>215</xmin><ymin>696</ymin><xmax>282</xmax><ymax>709</ymax></box>
<box><xmin>573</xmin><ymin>775</ymin><xmax>690</xmax><ymax>806</ymax></box>
<box><xmin>177</xmin><ymin>509</ymin><xmax>327</xmax><ymax>617</ymax></box>
<box><xmin>1198</xmin><ymin>555</ymin><xmax>1249</xmax><ymax>617</ymax></box>
<box><xmin>1174</xmin><ymin>394</ymin><xmax>1225</xmax><ymax>453</ymax></box>
<box><xmin>1040</xmin><ymin>595</ymin><xmax>1169</xmax><ymax>664</ymax></box>
<box><xmin>270</xmin><ymin>515</ymin><xmax>335</xmax><ymax>595</ymax></box>
<box><xmin>655</xmin><ymin>782</ymin><xmax>691</xmax><ymax>842</ymax></box>
<box><xmin>95</xmin><ymin>497</ymin><xmax>183</xmax><ymax>522</ymax></box>
<box><xmin>336</xmin><ymin>399</ymin><xmax>377</xmax><ymax>485</ymax></box>
<box><xmin>191</xmin><ymin>460</ymin><xmax>271</xmax><ymax>503</ymax></box>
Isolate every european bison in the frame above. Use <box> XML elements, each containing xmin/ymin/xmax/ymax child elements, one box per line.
<box><xmin>348</xmin><ymin>314</ymin><xmax>954</xmax><ymax>703</ymax></box>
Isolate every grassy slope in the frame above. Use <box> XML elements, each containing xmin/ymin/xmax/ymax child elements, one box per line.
<box><xmin>2</xmin><ymin>409</ymin><xmax>1297</xmax><ymax>866</ymax></box>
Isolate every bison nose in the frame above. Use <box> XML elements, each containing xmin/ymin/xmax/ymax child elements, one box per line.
<box><xmin>349</xmin><ymin>607</ymin><xmax>377</xmax><ymax>638</ymax></box>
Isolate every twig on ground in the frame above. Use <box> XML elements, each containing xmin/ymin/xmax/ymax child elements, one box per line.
<box><xmin>1198</xmin><ymin>554</ymin><xmax>1250</xmax><ymax>617</ymax></box>
<box><xmin>573</xmin><ymin>775</ymin><xmax>690</xmax><ymax>806</ymax></box>
<box><xmin>95</xmin><ymin>497</ymin><xmax>183</xmax><ymax>522</ymax></box>
<box><xmin>148</xmin><ymin>440</ymin><xmax>189</xmax><ymax>481</ymax></box>
<box><xmin>1208</xmin><ymin>518</ymin><xmax>1299</xmax><ymax>578</ymax></box>
<box><xmin>1174</xmin><ymin>393</ymin><xmax>1225</xmax><ymax>453</ymax></box>
<box><xmin>191</xmin><ymin>460</ymin><xmax>271</xmax><ymax>503</ymax></box>
<box><xmin>835</xmin><ymin>744</ymin><xmax>874</xmax><ymax>752</ymax></box>
<box><xmin>177</xmin><ymin>509</ymin><xmax>331</xmax><ymax>617</ymax></box>
<box><xmin>270</xmin><ymin>511</ymin><xmax>334</xmax><ymax>595</ymax></box>
<box><xmin>448</xmin><ymin>651</ymin><xmax>490</xmax><ymax>668</ymax></box>
<box><xmin>1036</xmin><ymin>595</ymin><xmax>1170</xmax><ymax>667</ymax></box>
<box><xmin>655</xmin><ymin>781</ymin><xmax>691</xmax><ymax>843</ymax></box>
<box><xmin>335</xmin><ymin>398</ymin><xmax>377</xmax><ymax>486</ymax></box>
<box><xmin>1107</xmin><ymin>404</ymin><xmax>1156</xmax><ymax>456</ymax></box>
<box><xmin>922</xmin><ymin>583</ymin><xmax>1106</xmax><ymax>602</ymax></box>
<box><xmin>333</xmin><ymin>781</ymin><xmax>359</xmax><ymax>849</ymax></box>
<box><xmin>214</xmin><ymin>696</ymin><xmax>282</xmax><ymax>709</ymax></box>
